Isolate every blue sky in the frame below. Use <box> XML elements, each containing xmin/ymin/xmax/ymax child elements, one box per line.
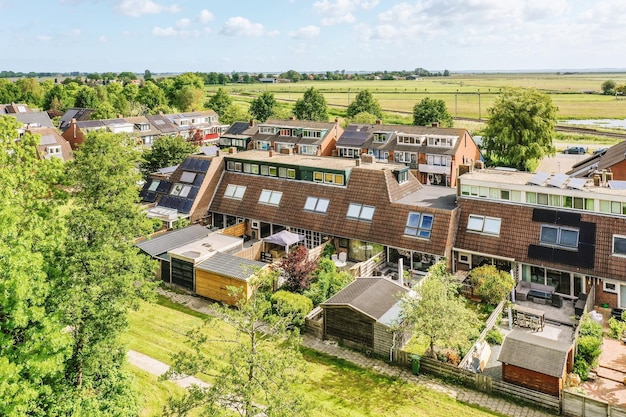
<box><xmin>1</xmin><ymin>0</ymin><xmax>625</xmax><ymax>73</ymax></box>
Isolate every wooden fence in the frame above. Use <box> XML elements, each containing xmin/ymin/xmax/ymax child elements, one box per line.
<box><xmin>562</xmin><ymin>390</ymin><xmax>626</xmax><ymax>417</ymax></box>
<box><xmin>304</xmin><ymin>306</ymin><xmax>324</xmax><ymax>339</ymax></box>
<box><xmin>395</xmin><ymin>352</ymin><xmax>562</xmax><ymax>413</ymax></box>
<box><xmin>458</xmin><ymin>299</ymin><xmax>506</xmax><ymax>370</ymax></box>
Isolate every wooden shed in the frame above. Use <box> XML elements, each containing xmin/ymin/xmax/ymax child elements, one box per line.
<box><xmin>498</xmin><ymin>330</ymin><xmax>574</xmax><ymax>397</ymax></box>
<box><xmin>321</xmin><ymin>277</ymin><xmax>410</xmax><ymax>358</ymax></box>
<box><xmin>195</xmin><ymin>251</ymin><xmax>267</xmax><ymax>306</ymax></box>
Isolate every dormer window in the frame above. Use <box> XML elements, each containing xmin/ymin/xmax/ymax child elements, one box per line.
<box><xmin>47</xmin><ymin>146</ymin><xmax>61</xmax><ymax>154</ymax></box>
<box><xmin>373</xmin><ymin>133</ymin><xmax>387</xmax><ymax>143</ymax></box>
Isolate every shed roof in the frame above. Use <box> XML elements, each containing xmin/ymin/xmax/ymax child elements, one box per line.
<box><xmin>135</xmin><ymin>224</ymin><xmax>208</xmax><ymax>257</ymax></box>
<box><xmin>322</xmin><ymin>277</ymin><xmax>409</xmax><ymax>323</ymax></box>
<box><xmin>195</xmin><ymin>252</ymin><xmax>266</xmax><ymax>281</ymax></box>
<box><xmin>497</xmin><ymin>330</ymin><xmax>571</xmax><ymax>378</ymax></box>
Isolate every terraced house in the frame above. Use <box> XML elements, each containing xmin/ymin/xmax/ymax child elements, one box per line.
<box><xmin>335</xmin><ymin>121</ymin><xmax>480</xmax><ymax>187</ymax></box>
<box><xmin>207</xmin><ymin>149</ymin><xmax>458</xmax><ymax>277</ymax></box>
<box><xmin>454</xmin><ymin>168</ymin><xmax>626</xmax><ymax>311</ymax></box>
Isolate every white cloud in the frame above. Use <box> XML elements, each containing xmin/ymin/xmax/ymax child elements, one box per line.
<box><xmin>313</xmin><ymin>0</ymin><xmax>379</xmax><ymax>25</ymax></box>
<box><xmin>220</xmin><ymin>16</ymin><xmax>269</xmax><ymax>37</ymax></box>
<box><xmin>152</xmin><ymin>26</ymin><xmax>177</xmax><ymax>37</ymax></box>
<box><xmin>198</xmin><ymin>9</ymin><xmax>214</xmax><ymax>23</ymax></box>
<box><xmin>36</xmin><ymin>35</ymin><xmax>52</xmax><ymax>42</ymax></box>
<box><xmin>98</xmin><ymin>35</ymin><xmax>107</xmax><ymax>43</ymax></box>
<box><xmin>176</xmin><ymin>18</ymin><xmax>190</xmax><ymax>28</ymax></box>
<box><xmin>289</xmin><ymin>25</ymin><xmax>320</xmax><ymax>39</ymax></box>
<box><xmin>114</xmin><ymin>0</ymin><xmax>180</xmax><ymax>17</ymax></box>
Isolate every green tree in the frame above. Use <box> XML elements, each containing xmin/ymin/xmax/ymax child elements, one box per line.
<box><xmin>347</xmin><ymin>111</ymin><xmax>378</xmax><ymax>125</ymax></box>
<box><xmin>15</xmin><ymin>77</ymin><xmax>44</xmax><ymax>107</ymax></box>
<box><xmin>601</xmin><ymin>79</ymin><xmax>616</xmax><ymax>95</ymax></box>
<box><xmin>482</xmin><ymin>87</ymin><xmax>557</xmax><ymax>172</ymax></box>
<box><xmin>91</xmin><ymin>101</ymin><xmax>117</xmax><ymax>120</ymax></box>
<box><xmin>118</xmin><ymin>71</ymin><xmax>138</xmax><ymax>84</ymax></box>
<box><xmin>0</xmin><ymin>79</ymin><xmax>19</xmax><ymax>103</ymax></box>
<box><xmin>163</xmin><ymin>270</ymin><xmax>309</xmax><ymax>417</ymax></box>
<box><xmin>137</xmin><ymin>81</ymin><xmax>168</xmax><ymax>111</ymax></box>
<box><xmin>346</xmin><ymin>89</ymin><xmax>382</xmax><ymax>119</ymax></box>
<box><xmin>219</xmin><ymin>103</ymin><xmax>251</xmax><ymax>125</ymax></box>
<box><xmin>74</xmin><ymin>85</ymin><xmax>99</xmax><ymax>108</ymax></box>
<box><xmin>304</xmin><ymin>258</ymin><xmax>354</xmax><ymax>305</ymax></box>
<box><xmin>0</xmin><ymin>116</ymin><xmax>70</xmax><ymax>416</ymax></box>
<box><xmin>249</xmin><ymin>91</ymin><xmax>276</xmax><ymax>122</ymax></box>
<box><xmin>43</xmin><ymin>83</ymin><xmax>70</xmax><ymax>111</ymax></box>
<box><xmin>144</xmin><ymin>69</ymin><xmax>153</xmax><ymax>81</ymax></box>
<box><xmin>206</xmin><ymin>88</ymin><xmax>232</xmax><ymax>117</ymax></box>
<box><xmin>412</xmin><ymin>97</ymin><xmax>453</xmax><ymax>127</ymax></box>
<box><xmin>52</xmin><ymin>130</ymin><xmax>157</xmax><ymax>414</ymax></box>
<box><xmin>400</xmin><ymin>260</ymin><xmax>480</xmax><ymax>357</ymax></box>
<box><xmin>281</xmin><ymin>69</ymin><xmax>301</xmax><ymax>83</ymax></box>
<box><xmin>469</xmin><ymin>265</ymin><xmax>515</xmax><ymax>305</ymax></box>
<box><xmin>140</xmin><ymin>135</ymin><xmax>198</xmax><ymax>179</ymax></box>
<box><xmin>294</xmin><ymin>87</ymin><xmax>328</xmax><ymax>121</ymax></box>
<box><xmin>175</xmin><ymin>85</ymin><xmax>205</xmax><ymax>112</ymax></box>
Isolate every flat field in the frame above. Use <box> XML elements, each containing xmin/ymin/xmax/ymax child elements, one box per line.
<box><xmin>125</xmin><ymin>297</ymin><xmax>503</xmax><ymax>417</ymax></box>
<box><xmin>215</xmin><ymin>72</ymin><xmax>626</xmax><ymax>120</ymax></box>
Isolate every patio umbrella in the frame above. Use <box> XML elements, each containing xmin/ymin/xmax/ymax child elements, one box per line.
<box><xmin>263</xmin><ymin>230</ymin><xmax>305</xmax><ymax>254</ymax></box>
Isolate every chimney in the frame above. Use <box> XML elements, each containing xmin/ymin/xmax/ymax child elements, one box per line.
<box><xmin>355</xmin><ymin>158</ymin><xmax>360</xmax><ymax>166</ymax></box>
<box><xmin>268</xmin><ymin>146</ymin><xmax>273</xmax><ymax>157</ymax></box>
<box><xmin>228</xmin><ymin>147</ymin><xmax>237</xmax><ymax>154</ymax></box>
<box><xmin>431</xmin><ymin>122</ymin><xmax>440</xmax><ymax>127</ymax></box>
<box><xmin>375</xmin><ymin>119</ymin><xmax>382</xmax><ymax>125</ymax></box>
<box><xmin>249</xmin><ymin>119</ymin><xmax>255</xmax><ymax>127</ymax></box>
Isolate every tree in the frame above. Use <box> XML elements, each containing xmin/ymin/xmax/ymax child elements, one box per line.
<box><xmin>601</xmin><ymin>79</ymin><xmax>616</xmax><ymax>95</ymax></box>
<box><xmin>144</xmin><ymin>69</ymin><xmax>153</xmax><ymax>81</ymax></box>
<box><xmin>137</xmin><ymin>81</ymin><xmax>168</xmax><ymax>111</ymax></box>
<box><xmin>15</xmin><ymin>77</ymin><xmax>44</xmax><ymax>107</ymax></box>
<box><xmin>412</xmin><ymin>97</ymin><xmax>452</xmax><ymax>127</ymax></box>
<box><xmin>281</xmin><ymin>69</ymin><xmax>301</xmax><ymax>83</ymax></box>
<box><xmin>469</xmin><ymin>265</ymin><xmax>515</xmax><ymax>305</ymax></box>
<box><xmin>304</xmin><ymin>258</ymin><xmax>354</xmax><ymax>305</ymax></box>
<box><xmin>163</xmin><ymin>270</ymin><xmax>309</xmax><ymax>417</ymax></box>
<box><xmin>52</xmin><ymin>130</ymin><xmax>157</xmax><ymax>414</ymax></box>
<box><xmin>91</xmin><ymin>101</ymin><xmax>117</xmax><ymax>119</ymax></box>
<box><xmin>400</xmin><ymin>260</ymin><xmax>480</xmax><ymax>357</ymax></box>
<box><xmin>347</xmin><ymin>111</ymin><xmax>378</xmax><ymax>125</ymax></box>
<box><xmin>140</xmin><ymin>135</ymin><xmax>198</xmax><ymax>179</ymax></box>
<box><xmin>74</xmin><ymin>85</ymin><xmax>99</xmax><ymax>108</ymax></box>
<box><xmin>206</xmin><ymin>88</ymin><xmax>233</xmax><ymax>117</ymax></box>
<box><xmin>278</xmin><ymin>245</ymin><xmax>318</xmax><ymax>293</ymax></box>
<box><xmin>293</xmin><ymin>87</ymin><xmax>328</xmax><ymax>121</ymax></box>
<box><xmin>482</xmin><ymin>87</ymin><xmax>557</xmax><ymax>172</ymax></box>
<box><xmin>346</xmin><ymin>89</ymin><xmax>382</xmax><ymax>119</ymax></box>
<box><xmin>174</xmin><ymin>85</ymin><xmax>205</xmax><ymax>112</ymax></box>
<box><xmin>219</xmin><ymin>103</ymin><xmax>251</xmax><ymax>125</ymax></box>
<box><xmin>0</xmin><ymin>116</ymin><xmax>70</xmax><ymax>416</ymax></box>
<box><xmin>117</xmin><ymin>71</ymin><xmax>138</xmax><ymax>84</ymax></box>
<box><xmin>249</xmin><ymin>91</ymin><xmax>276</xmax><ymax>122</ymax></box>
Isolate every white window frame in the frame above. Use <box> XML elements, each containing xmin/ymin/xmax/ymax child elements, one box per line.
<box><xmin>467</xmin><ymin>214</ymin><xmax>501</xmax><ymax>236</ymax></box>
<box><xmin>612</xmin><ymin>234</ymin><xmax>626</xmax><ymax>257</ymax></box>
<box><xmin>540</xmin><ymin>225</ymin><xmax>579</xmax><ymax>249</ymax></box>
<box><xmin>304</xmin><ymin>197</ymin><xmax>330</xmax><ymax>214</ymax></box>
<box><xmin>258</xmin><ymin>189</ymin><xmax>283</xmax><ymax>206</ymax></box>
<box><xmin>224</xmin><ymin>184</ymin><xmax>246</xmax><ymax>200</ymax></box>
<box><xmin>603</xmin><ymin>281</ymin><xmax>618</xmax><ymax>294</ymax></box>
<box><xmin>404</xmin><ymin>212</ymin><xmax>434</xmax><ymax>239</ymax></box>
<box><xmin>347</xmin><ymin>203</ymin><xmax>375</xmax><ymax>221</ymax></box>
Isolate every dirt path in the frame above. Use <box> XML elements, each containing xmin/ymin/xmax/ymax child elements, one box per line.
<box><xmin>127</xmin><ymin>350</ymin><xmax>209</xmax><ymax>389</ymax></box>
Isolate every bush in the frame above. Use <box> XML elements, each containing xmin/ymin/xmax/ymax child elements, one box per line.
<box><xmin>573</xmin><ymin>357</ymin><xmax>590</xmax><ymax>381</ymax></box>
<box><xmin>579</xmin><ymin>316</ymin><xmax>603</xmax><ymax>339</ymax></box>
<box><xmin>321</xmin><ymin>243</ymin><xmax>335</xmax><ymax>259</ymax></box>
<box><xmin>469</xmin><ymin>265</ymin><xmax>515</xmax><ymax>305</ymax></box>
<box><xmin>485</xmin><ymin>328</ymin><xmax>503</xmax><ymax>345</ymax></box>
<box><xmin>608</xmin><ymin>316</ymin><xmax>626</xmax><ymax>339</ymax></box>
<box><xmin>577</xmin><ymin>335</ymin><xmax>602</xmax><ymax>369</ymax></box>
<box><xmin>270</xmin><ymin>290</ymin><xmax>313</xmax><ymax>329</ymax></box>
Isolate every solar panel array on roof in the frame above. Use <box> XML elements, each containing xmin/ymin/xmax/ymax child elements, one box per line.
<box><xmin>159</xmin><ymin>195</ymin><xmax>194</xmax><ymax>213</ymax></box>
<box><xmin>608</xmin><ymin>180</ymin><xmax>626</xmax><ymax>190</ymax></box>
<box><xmin>181</xmin><ymin>157</ymin><xmax>210</xmax><ymax>173</ymax></box>
<box><xmin>225</xmin><ymin>122</ymin><xmax>249</xmax><ymax>135</ymax></box>
<box><xmin>568</xmin><ymin>177</ymin><xmax>587</xmax><ymax>190</ymax></box>
<box><xmin>193</xmin><ymin>174</ymin><xmax>205</xmax><ymax>187</ymax></box>
<box><xmin>337</xmin><ymin>125</ymin><xmax>371</xmax><ymax>146</ymax></box>
<box><xmin>143</xmin><ymin>192</ymin><xmax>157</xmax><ymax>203</ymax></box>
<box><xmin>547</xmin><ymin>173</ymin><xmax>569</xmax><ymax>188</ymax></box>
<box><xmin>528</xmin><ymin>172</ymin><xmax>550</xmax><ymax>186</ymax></box>
<box><xmin>156</xmin><ymin>181</ymin><xmax>172</xmax><ymax>193</ymax></box>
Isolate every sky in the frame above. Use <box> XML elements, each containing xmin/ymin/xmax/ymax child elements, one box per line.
<box><xmin>1</xmin><ymin>0</ymin><xmax>625</xmax><ymax>74</ymax></box>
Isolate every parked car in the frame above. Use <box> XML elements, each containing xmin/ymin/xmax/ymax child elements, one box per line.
<box><xmin>563</xmin><ymin>146</ymin><xmax>586</xmax><ymax>155</ymax></box>
<box><xmin>593</xmin><ymin>148</ymin><xmax>609</xmax><ymax>155</ymax></box>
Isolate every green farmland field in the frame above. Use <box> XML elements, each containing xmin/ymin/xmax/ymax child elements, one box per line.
<box><xmin>212</xmin><ymin>72</ymin><xmax>626</xmax><ymax>121</ymax></box>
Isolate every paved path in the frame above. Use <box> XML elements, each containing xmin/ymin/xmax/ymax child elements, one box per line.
<box><xmin>127</xmin><ymin>350</ymin><xmax>209</xmax><ymax>389</ymax></box>
<box><xmin>155</xmin><ymin>288</ymin><xmax>554</xmax><ymax>417</ymax></box>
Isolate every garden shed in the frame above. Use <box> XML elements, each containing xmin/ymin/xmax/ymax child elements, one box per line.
<box><xmin>321</xmin><ymin>277</ymin><xmax>410</xmax><ymax>358</ymax></box>
<box><xmin>498</xmin><ymin>330</ymin><xmax>574</xmax><ymax>397</ymax></box>
<box><xmin>195</xmin><ymin>251</ymin><xmax>267</xmax><ymax>306</ymax></box>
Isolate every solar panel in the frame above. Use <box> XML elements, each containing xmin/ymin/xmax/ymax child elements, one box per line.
<box><xmin>181</xmin><ymin>199</ymin><xmax>194</xmax><ymax>213</ymax></box>
<box><xmin>567</xmin><ymin>177</ymin><xmax>587</xmax><ymax>190</ymax></box>
<box><xmin>181</xmin><ymin>158</ymin><xmax>192</xmax><ymax>170</ymax></box>
<box><xmin>608</xmin><ymin>180</ymin><xmax>626</xmax><ymax>190</ymax></box>
<box><xmin>198</xmin><ymin>159</ymin><xmax>210</xmax><ymax>173</ymax></box>
<box><xmin>156</xmin><ymin>181</ymin><xmax>172</xmax><ymax>193</ymax></box>
<box><xmin>186</xmin><ymin>187</ymin><xmax>198</xmax><ymax>200</ymax></box>
<box><xmin>143</xmin><ymin>192</ymin><xmax>157</xmax><ymax>203</ymax></box>
<box><xmin>528</xmin><ymin>172</ymin><xmax>550</xmax><ymax>186</ymax></box>
<box><xmin>193</xmin><ymin>174</ymin><xmax>205</xmax><ymax>187</ymax></box>
<box><xmin>547</xmin><ymin>173</ymin><xmax>569</xmax><ymax>188</ymax></box>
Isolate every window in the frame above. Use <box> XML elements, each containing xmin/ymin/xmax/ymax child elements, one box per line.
<box><xmin>613</xmin><ymin>235</ymin><xmax>626</xmax><ymax>256</ymax></box>
<box><xmin>313</xmin><ymin>171</ymin><xmax>323</xmax><ymax>182</ymax></box>
<box><xmin>180</xmin><ymin>171</ymin><xmax>196</xmax><ymax>183</ymax></box>
<box><xmin>347</xmin><ymin>203</ymin><xmax>375</xmax><ymax>221</ymax></box>
<box><xmin>458</xmin><ymin>252</ymin><xmax>470</xmax><ymax>264</ymax></box>
<box><xmin>304</xmin><ymin>197</ymin><xmax>330</xmax><ymax>213</ymax></box>
<box><xmin>603</xmin><ymin>281</ymin><xmax>618</xmax><ymax>294</ymax></box>
<box><xmin>47</xmin><ymin>145</ymin><xmax>61</xmax><ymax>154</ymax></box>
<box><xmin>147</xmin><ymin>180</ymin><xmax>160</xmax><ymax>192</ymax></box>
<box><xmin>404</xmin><ymin>212</ymin><xmax>434</xmax><ymax>238</ymax></box>
<box><xmin>171</xmin><ymin>183</ymin><xmax>192</xmax><ymax>197</ymax></box>
<box><xmin>299</xmin><ymin>145</ymin><xmax>317</xmax><ymax>155</ymax></box>
<box><xmin>259</xmin><ymin>190</ymin><xmax>282</xmax><ymax>206</ymax></box>
<box><xmin>540</xmin><ymin>225</ymin><xmax>579</xmax><ymax>248</ymax></box>
<box><xmin>269</xmin><ymin>166</ymin><xmax>277</xmax><ymax>176</ymax></box>
<box><xmin>467</xmin><ymin>215</ymin><xmax>501</xmax><ymax>236</ymax></box>
<box><xmin>260</xmin><ymin>165</ymin><xmax>269</xmax><ymax>176</ymax></box>
<box><xmin>287</xmin><ymin>168</ymin><xmax>296</xmax><ymax>179</ymax></box>
<box><xmin>224</xmin><ymin>184</ymin><xmax>246</xmax><ymax>199</ymax></box>
<box><xmin>397</xmin><ymin>170</ymin><xmax>408</xmax><ymax>184</ymax></box>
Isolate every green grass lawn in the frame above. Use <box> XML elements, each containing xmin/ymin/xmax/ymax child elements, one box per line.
<box><xmin>126</xmin><ymin>297</ymin><xmax>504</xmax><ymax>417</ymax></box>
